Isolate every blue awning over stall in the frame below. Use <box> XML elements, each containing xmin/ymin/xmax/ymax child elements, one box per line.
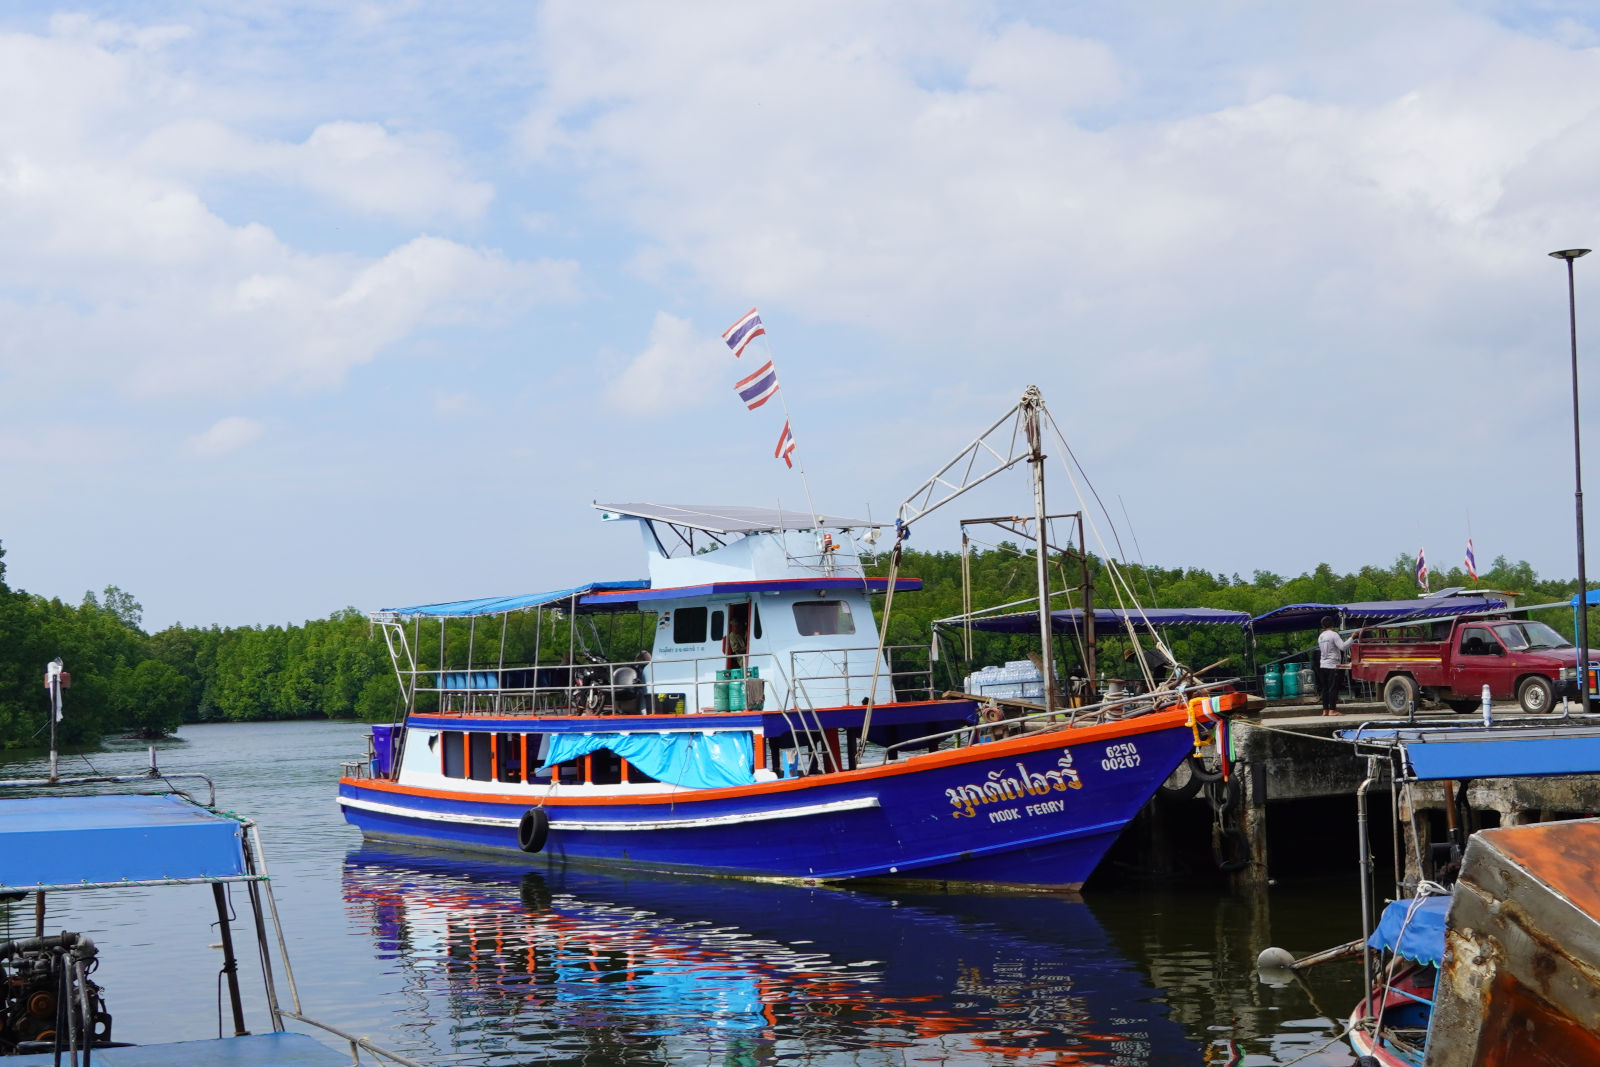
<box><xmin>385</xmin><ymin>580</ymin><xmax>650</xmax><ymax>618</ymax></box>
<box><xmin>1368</xmin><ymin>896</ymin><xmax>1450</xmax><ymax>967</ymax></box>
<box><xmin>944</xmin><ymin>606</ymin><xmax>1250</xmax><ymax>635</ymax></box>
<box><xmin>1249</xmin><ymin>596</ymin><xmax>1506</xmax><ymax>635</ymax></box>
<box><xmin>0</xmin><ymin>794</ymin><xmax>250</xmax><ymax>892</ymax></box>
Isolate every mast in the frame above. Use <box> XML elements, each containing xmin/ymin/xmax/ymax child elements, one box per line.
<box><xmin>1023</xmin><ymin>388</ymin><xmax>1054</xmax><ymax>713</ymax></box>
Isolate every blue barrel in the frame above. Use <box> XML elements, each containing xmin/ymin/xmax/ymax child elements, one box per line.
<box><xmin>1281</xmin><ymin>664</ymin><xmax>1300</xmax><ymax>697</ymax></box>
<box><xmin>1263</xmin><ymin>666</ymin><xmax>1281</xmax><ymax>700</ymax></box>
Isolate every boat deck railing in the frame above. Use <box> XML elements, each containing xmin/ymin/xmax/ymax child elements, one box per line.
<box><xmin>393</xmin><ymin>645</ymin><xmax>935</xmax><ymax>718</ymax></box>
<box><xmin>880</xmin><ymin>679</ymin><xmax>1237</xmax><ymax>761</ymax></box>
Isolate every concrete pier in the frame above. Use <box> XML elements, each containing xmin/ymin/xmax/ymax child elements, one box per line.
<box><xmin>1096</xmin><ymin>700</ymin><xmax>1600</xmax><ymax>889</ymax></box>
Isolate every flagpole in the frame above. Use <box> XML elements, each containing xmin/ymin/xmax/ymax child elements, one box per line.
<box><xmin>755</xmin><ymin>331</ymin><xmax>820</xmax><ymax>529</ymax></box>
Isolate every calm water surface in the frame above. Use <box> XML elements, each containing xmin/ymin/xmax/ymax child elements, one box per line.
<box><xmin>1</xmin><ymin>723</ymin><xmax>1368</xmax><ymax>1065</ymax></box>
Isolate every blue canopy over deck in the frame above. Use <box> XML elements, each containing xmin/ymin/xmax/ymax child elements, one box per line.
<box><xmin>384</xmin><ymin>580</ymin><xmax>649</xmax><ymax>619</ymax></box>
<box><xmin>1368</xmin><ymin>896</ymin><xmax>1450</xmax><ymax>967</ymax></box>
<box><xmin>1248</xmin><ymin>596</ymin><xmax>1508</xmax><ymax>636</ymax></box>
<box><xmin>1338</xmin><ymin>725</ymin><xmax>1600</xmax><ymax>781</ymax></box>
<box><xmin>942</xmin><ymin>606</ymin><xmax>1250</xmax><ymax>635</ymax></box>
<box><xmin>0</xmin><ymin>793</ymin><xmax>250</xmax><ymax>892</ymax></box>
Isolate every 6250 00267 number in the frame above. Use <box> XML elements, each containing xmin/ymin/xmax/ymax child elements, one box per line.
<box><xmin>1101</xmin><ymin>742</ymin><xmax>1141</xmax><ymax>771</ymax></box>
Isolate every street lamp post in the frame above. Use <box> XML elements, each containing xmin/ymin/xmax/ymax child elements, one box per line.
<box><xmin>1552</xmin><ymin>247</ymin><xmax>1592</xmax><ymax>714</ymax></box>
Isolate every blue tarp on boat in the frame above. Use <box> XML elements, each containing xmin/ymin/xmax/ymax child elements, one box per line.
<box><xmin>0</xmin><ymin>794</ymin><xmax>248</xmax><ymax>892</ymax></box>
<box><xmin>385</xmin><ymin>580</ymin><xmax>650</xmax><ymax>618</ymax></box>
<box><xmin>1248</xmin><ymin>596</ymin><xmax>1507</xmax><ymax>635</ymax></box>
<box><xmin>1368</xmin><ymin>896</ymin><xmax>1450</xmax><ymax>967</ymax></box>
<box><xmin>541</xmin><ymin>731</ymin><xmax>756</xmax><ymax>789</ymax></box>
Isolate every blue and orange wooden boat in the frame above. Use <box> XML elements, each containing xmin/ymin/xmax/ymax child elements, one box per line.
<box><xmin>339</xmin><ymin>390</ymin><xmax>1239</xmax><ymax>890</ymax></box>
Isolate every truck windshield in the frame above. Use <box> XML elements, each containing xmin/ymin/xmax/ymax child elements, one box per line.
<box><xmin>1493</xmin><ymin>621</ymin><xmax>1572</xmax><ymax>651</ymax></box>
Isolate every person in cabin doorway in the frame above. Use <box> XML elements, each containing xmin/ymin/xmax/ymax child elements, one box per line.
<box><xmin>1317</xmin><ymin>616</ymin><xmax>1353</xmax><ymax>716</ymax></box>
<box><xmin>724</xmin><ymin>609</ymin><xmax>749</xmax><ymax>671</ymax></box>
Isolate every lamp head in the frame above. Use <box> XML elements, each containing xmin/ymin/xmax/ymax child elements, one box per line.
<box><xmin>1550</xmin><ymin>249</ymin><xmax>1592</xmax><ymax>260</ymax></box>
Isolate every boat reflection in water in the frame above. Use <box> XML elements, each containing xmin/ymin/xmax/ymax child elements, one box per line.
<box><xmin>342</xmin><ymin>844</ymin><xmax>1197</xmax><ymax>1065</ymax></box>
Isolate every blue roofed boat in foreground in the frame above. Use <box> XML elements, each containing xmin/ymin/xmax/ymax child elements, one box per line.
<box><xmin>1328</xmin><ymin>720</ymin><xmax>1600</xmax><ymax>1066</ymax></box>
<box><xmin>339</xmin><ymin>387</ymin><xmax>1245</xmax><ymax>891</ymax></box>
<box><xmin>0</xmin><ymin>752</ymin><xmax>417</xmax><ymax>1065</ymax></box>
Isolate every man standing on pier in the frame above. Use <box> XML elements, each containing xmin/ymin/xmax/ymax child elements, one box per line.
<box><xmin>1317</xmin><ymin>616</ymin><xmax>1354</xmax><ymax>716</ymax></box>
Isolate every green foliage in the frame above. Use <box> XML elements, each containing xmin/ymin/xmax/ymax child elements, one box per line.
<box><xmin>0</xmin><ymin>532</ymin><xmax>1594</xmax><ymax>749</ymax></box>
<box><xmin>112</xmin><ymin>659</ymin><xmax>189</xmax><ymax>738</ymax></box>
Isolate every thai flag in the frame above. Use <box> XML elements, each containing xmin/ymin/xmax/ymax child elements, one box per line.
<box><xmin>1465</xmin><ymin>539</ymin><xmax>1478</xmax><ymax>581</ymax></box>
<box><xmin>1416</xmin><ymin>547</ymin><xmax>1429</xmax><ymax>591</ymax></box>
<box><xmin>735</xmin><ymin>360</ymin><xmax>780</xmax><ymax>409</ymax></box>
<box><xmin>775</xmin><ymin>420</ymin><xmax>796</xmax><ymax>468</ymax></box>
<box><xmin>722</xmin><ymin>308</ymin><xmax>765</xmax><ymax>357</ymax></box>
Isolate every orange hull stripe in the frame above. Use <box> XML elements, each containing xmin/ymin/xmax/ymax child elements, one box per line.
<box><xmin>344</xmin><ymin>707</ymin><xmax>1192</xmax><ymax>808</ymax></box>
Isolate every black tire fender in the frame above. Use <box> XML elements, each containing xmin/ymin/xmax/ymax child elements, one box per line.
<box><xmin>1211</xmin><ymin>825</ymin><xmax>1250</xmax><ymax>873</ymax></box>
<box><xmin>517</xmin><ymin>807</ymin><xmax>550</xmax><ymax>853</ymax></box>
<box><xmin>1158</xmin><ymin>758</ymin><xmax>1204</xmax><ymax>801</ymax></box>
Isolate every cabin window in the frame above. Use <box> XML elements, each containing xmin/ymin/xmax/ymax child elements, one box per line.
<box><xmin>752</xmin><ymin>603</ymin><xmax>762</xmax><ymax>639</ymax></box>
<box><xmin>710</xmin><ymin>610</ymin><xmax>725</xmax><ymax>643</ymax></box>
<box><xmin>441</xmin><ymin>732</ymin><xmax>465</xmax><ymax>778</ymax></box>
<box><xmin>469</xmin><ymin>733</ymin><xmax>494</xmax><ymax>781</ymax></box>
<box><xmin>793</xmin><ymin>599</ymin><xmax>856</xmax><ymax>636</ymax></box>
<box><xmin>674</xmin><ymin>606</ymin><xmax>708</xmax><ymax>644</ymax></box>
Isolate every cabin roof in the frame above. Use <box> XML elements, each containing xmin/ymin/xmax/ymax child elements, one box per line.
<box><xmin>1339</xmin><ymin>724</ymin><xmax>1600</xmax><ymax>780</ymax></box>
<box><xmin>580</xmin><ymin>576</ymin><xmax>920</xmax><ymax>611</ymax></box>
<box><xmin>595</xmin><ymin>502</ymin><xmax>882</xmax><ymax>534</ymax></box>
<box><xmin>0</xmin><ymin>793</ymin><xmax>251</xmax><ymax>892</ymax></box>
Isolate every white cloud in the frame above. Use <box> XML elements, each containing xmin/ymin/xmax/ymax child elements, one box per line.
<box><xmin>136</xmin><ymin>118</ymin><xmax>494</xmax><ymax>226</ymax></box>
<box><xmin>516</xmin><ymin>2</ymin><xmax>1600</xmax><ymax>357</ymax></box>
<box><xmin>965</xmin><ymin>24</ymin><xmax>1124</xmax><ymax>111</ymax></box>
<box><xmin>187</xmin><ymin>415</ymin><xmax>264</xmax><ymax>455</ymax></box>
<box><xmin>603</xmin><ymin>311</ymin><xmax>726</xmax><ymax>415</ymax></box>
<box><xmin>0</xmin><ymin>20</ymin><xmax>577</xmax><ymax>402</ymax></box>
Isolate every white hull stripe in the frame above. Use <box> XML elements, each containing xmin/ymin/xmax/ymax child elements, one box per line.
<box><xmin>339</xmin><ymin>794</ymin><xmax>880</xmax><ymax>831</ymax></box>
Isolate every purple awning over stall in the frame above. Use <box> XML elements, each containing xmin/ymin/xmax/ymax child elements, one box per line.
<box><xmin>946</xmin><ymin>606</ymin><xmax>1251</xmax><ymax>635</ymax></box>
<box><xmin>1249</xmin><ymin>595</ymin><xmax>1507</xmax><ymax>635</ymax></box>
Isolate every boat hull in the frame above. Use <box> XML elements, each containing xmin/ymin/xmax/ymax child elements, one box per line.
<box><xmin>339</xmin><ymin>709</ymin><xmax>1197</xmax><ymax>890</ymax></box>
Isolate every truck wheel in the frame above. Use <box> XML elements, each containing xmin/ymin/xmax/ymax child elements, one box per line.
<box><xmin>1517</xmin><ymin>676</ymin><xmax>1554</xmax><ymax>714</ymax></box>
<box><xmin>1383</xmin><ymin>675</ymin><xmax>1418</xmax><ymax>715</ymax></box>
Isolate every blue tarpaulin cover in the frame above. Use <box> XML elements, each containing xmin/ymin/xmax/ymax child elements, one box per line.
<box><xmin>0</xmin><ymin>794</ymin><xmax>248</xmax><ymax>891</ymax></box>
<box><xmin>386</xmin><ymin>580</ymin><xmax>650</xmax><ymax>618</ymax></box>
<box><xmin>1249</xmin><ymin>596</ymin><xmax>1507</xmax><ymax>635</ymax></box>
<box><xmin>1368</xmin><ymin>896</ymin><xmax>1450</xmax><ymax>967</ymax></box>
<box><xmin>541</xmin><ymin>731</ymin><xmax>756</xmax><ymax>789</ymax></box>
<box><xmin>946</xmin><ymin>606</ymin><xmax>1250</xmax><ymax>634</ymax></box>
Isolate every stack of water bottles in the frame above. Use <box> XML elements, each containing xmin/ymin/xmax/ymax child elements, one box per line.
<box><xmin>965</xmin><ymin>660</ymin><xmax>1045</xmax><ymax>701</ymax></box>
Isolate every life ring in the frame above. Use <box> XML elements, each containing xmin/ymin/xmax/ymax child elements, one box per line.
<box><xmin>517</xmin><ymin>807</ymin><xmax>550</xmax><ymax>853</ymax></box>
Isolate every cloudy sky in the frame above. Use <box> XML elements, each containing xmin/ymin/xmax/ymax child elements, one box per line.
<box><xmin>3</xmin><ymin>1</ymin><xmax>1600</xmax><ymax>629</ymax></box>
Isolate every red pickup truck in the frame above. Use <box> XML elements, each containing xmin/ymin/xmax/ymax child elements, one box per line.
<box><xmin>1349</xmin><ymin>617</ymin><xmax>1586</xmax><ymax>714</ymax></box>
